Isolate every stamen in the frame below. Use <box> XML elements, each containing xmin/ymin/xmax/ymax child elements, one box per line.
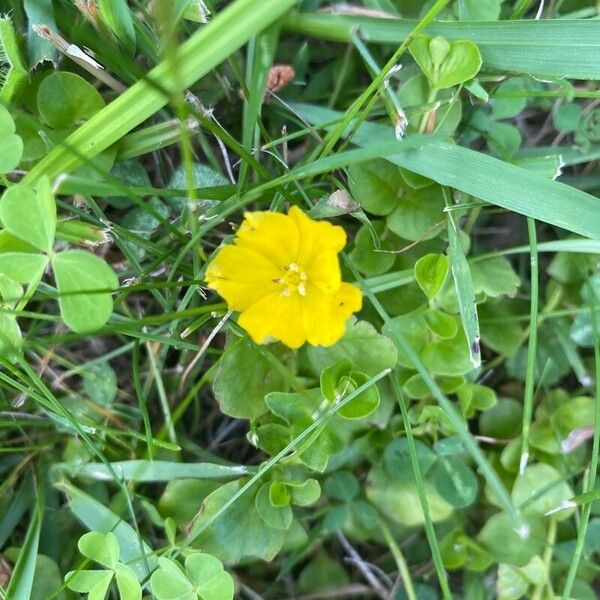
<box><xmin>297</xmin><ymin>283</ymin><xmax>306</xmax><ymax>296</ymax></box>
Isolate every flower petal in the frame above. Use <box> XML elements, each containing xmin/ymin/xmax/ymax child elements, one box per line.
<box><xmin>288</xmin><ymin>206</ymin><xmax>347</xmax><ymax>268</ymax></box>
<box><xmin>236</xmin><ymin>210</ymin><xmax>299</xmax><ymax>268</ymax></box>
<box><xmin>205</xmin><ymin>245</ymin><xmax>281</xmax><ymax>311</ymax></box>
<box><xmin>301</xmin><ymin>282</ymin><xmax>363</xmax><ymax>347</ymax></box>
<box><xmin>238</xmin><ymin>292</ymin><xmax>307</xmax><ymax>349</ymax></box>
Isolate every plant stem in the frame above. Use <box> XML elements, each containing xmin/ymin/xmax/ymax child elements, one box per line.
<box><xmin>380</xmin><ymin>520</ymin><xmax>418</xmax><ymax>600</ymax></box>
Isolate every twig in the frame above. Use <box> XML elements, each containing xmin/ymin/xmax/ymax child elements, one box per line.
<box><xmin>337</xmin><ymin>533</ymin><xmax>390</xmax><ymax>600</ymax></box>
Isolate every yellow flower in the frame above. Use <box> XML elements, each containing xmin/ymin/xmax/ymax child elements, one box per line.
<box><xmin>205</xmin><ymin>206</ymin><xmax>362</xmax><ymax>349</ymax></box>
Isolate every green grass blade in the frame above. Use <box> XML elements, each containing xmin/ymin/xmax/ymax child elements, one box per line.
<box><xmin>23</xmin><ymin>0</ymin><xmax>300</xmax><ymax>185</ymax></box>
<box><xmin>3</xmin><ymin>488</ymin><xmax>43</xmax><ymax>600</ymax></box>
<box><xmin>290</xmin><ymin>104</ymin><xmax>600</xmax><ymax>240</ymax></box>
<box><xmin>445</xmin><ymin>190</ymin><xmax>481</xmax><ymax>369</ymax></box>
<box><xmin>283</xmin><ymin>13</ymin><xmax>600</xmax><ymax>79</ymax></box>
<box><xmin>56</xmin><ymin>460</ymin><xmax>249</xmax><ymax>482</ymax></box>
<box><xmin>519</xmin><ymin>218</ymin><xmax>539</xmax><ymax>474</ymax></box>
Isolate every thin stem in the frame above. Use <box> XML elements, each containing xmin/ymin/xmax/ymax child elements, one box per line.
<box><xmin>519</xmin><ymin>217</ymin><xmax>539</xmax><ymax>474</ymax></box>
<box><xmin>380</xmin><ymin>520</ymin><xmax>418</xmax><ymax>600</ymax></box>
<box><xmin>390</xmin><ymin>372</ymin><xmax>452</xmax><ymax>600</ymax></box>
<box><xmin>532</xmin><ymin>518</ymin><xmax>557</xmax><ymax>600</ymax></box>
<box><xmin>561</xmin><ymin>269</ymin><xmax>600</xmax><ymax>598</ymax></box>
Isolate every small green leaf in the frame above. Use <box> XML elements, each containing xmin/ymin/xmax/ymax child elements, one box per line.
<box><xmin>289</xmin><ymin>479</ymin><xmax>321</xmax><ymax>506</ymax></box>
<box><xmin>269</xmin><ymin>481</ymin><xmax>291</xmax><ymax>508</ymax></box>
<box><xmin>347</xmin><ymin>159</ymin><xmax>403</xmax><ymax>216</ymax></box>
<box><xmin>0</xmin><ymin>179</ymin><xmax>56</xmax><ymax>252</ymax></box>
<box><xmin>432</xmin><ymin>457</ymin><xmax>479</xmax><ymax>508</ymax></box>
<box><xmin>0</xmin><ymin>104</ymin><xmax>23</xmax><ymax>173</ymax></box>
<box><xmin>114</xmin><ymin>563</ymin><xmax>142</xmax><ymax>600</ymax></box>
<box><xmin>255</xmin><ymin>482</ymin><xmax>293</xmax><ymax>530</ymax></box>
<box><xmin>320</xmin><ymin>361</ymin><xmax>380</xmax><ymax>419</ymax></box>
<box><xmin>349</xmin><ymin>221</ymin><xmax>396</xmax><ymax>276</ymax></box>
<box><xmin>415</xmin><ymin>253</ymin><xmax>449</xmax><ymax>299</ymax></box>
<box><xmin>471</xmin><ymin>256</ymin><xmax>521</xmax><ymax>298</ymax></box>
<box><xmin>512</xmin><ymin>464</ymin><xmax>574</xmax><ymax>521</ymax></box>
<box><xmin>553</xmin><ymin>103</ymin><xmax>582</xmax><ymax>133</ymax></box>
<box><xmin>191</xmin><ymin>479</ymin><xmax>285</xmax><ymax>563</ymax></box>
<box><xmin>423</xmin><ymin>308</ymin><xmax>458</xmax><ymax>339</ymax></box>
<box><xmin>457</xmin><ymin>383</ymin><xmax>497</xmax><ymax>418</ymax></box>
<box><xmin>78</xmin><ymin>531</ymin><xmax>120</xmax><ymax>570</ymax></box>
<box><xmin>52</xmin><ymin>250</ymin><xmax>118</xmax><ymax>333</ymax></box>
<box><xmin>410</xmin><ymin>35</ymin><xmax>482</xmax><ymax>89</ymax></box>
<box><xmin>150</xmin><ymin>557</ymin><xmax>195</xmax><ymax>600</ymax></box>
<box><xmin>37</xmin><ymin>72</ymin><xmax>105</xmax><ymax>130</ymax></box>
<box><xmin>383</xmin><ymin>438</ymin><xmax>437</xmax><ymax>482</ymax></box>
<box><xmin>308</xmin><ymin>319</ymin><xmax>397</xmax><ymax>377</ymax></box>
<box><xmin>386</xmin><ymin>185</ymin><xmax>445</xmax><ymax>242</ymax></box>
<box><xmin>65</xmin><ymin>570</ymin><xmax>113</xmax><ymax>598</ymax></box>
<box><xmin>0</xmin><ymin>253</ymin><xmax>48</xmax><ymax>284</ymax></box>
<box><xmin>0</xmin><ymin>314</ymin><xmax>22</xmax><ymax>359</ymax></box>
<box><xmin>185</xmin><ymin>553</ymin><xmax>234</xmax><ymax>600</ymax></box>
<box><xmin>214</xmin><ymin>336</ymin><xmax>295</xmax><ymax>420</ymax></box>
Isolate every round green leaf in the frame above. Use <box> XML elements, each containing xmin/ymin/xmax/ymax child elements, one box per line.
<box><xmin>214</xmin><ymin>336</ymin><xmax>295</xmax><ymax>420</ymax></box>
<box><xmin>349</xmin><ymin>221</ymin><xmax>396</xmax><ymax>276</ymax></box>
<box><xmin>150</xmin><ymin>558</ymin><xmax>195</xmax><ymax>600</ymax></box>
<box><xmin>415</xmin><ymin>253</ymin><xmax>449</xmax><ymax>299</ymax></box>
<box><xmin>255</xmin><ymin>482</ymin><xmax>293</xmax><ymax>530</ymax></box>
<box><xmin>185</xmin><ymin>552</ymin><xmax>234</xmax><ymax>600</ymax></box>
<box><xmin>308</xmin><ymin>319</ymin><xmax>397</xmax><ymax>377</ymax></box>
<box><xmin>78</xmin><ymin>531</ymin><xmax>120</xmax><ymax>570</ymax></box>
<box><xmin>191</xmin><ymin>479</ymin><xmax>285</xmax><ymax>563</ymax></box>
<box><xmin>289</xmin><ymin>479</ymin><xmax>321</xmax><ymax>506</ymax></box>
<box><xmin>347</xmin><ymin>159</ymin><xmax>404</xmax><ymax>216</ymax></box>
<box><xmin>423</xmin><ymin>308</ymin><xmax>458</xmax><ymax>339</ymax></box>
<box><xmin>386</xmin><ymin>185</ymin><xmax>445</xmax><ymax>242</ymax></box>
<box><xmin>512</xmin><ymin>464</ymin><xmax>574</xmax><ymax>521</ymax></box>
<box><xmin>479</xmin><ymin>398</ymin><xmax>523</xmax><ymax>440</ymax></box>
<box><xmin>410</xmin><ymin>35</ymin><xmax>482</xmax><ymax>89</ymax></box>
<box><xmin>553</xmin><ymin>103</ymin><xmax>582</xmax><ymax>133</ymax></box>
<box><xmin>52</xmin><ymin>250</ymin><xmax>118</xmax><ymax>333</ymax></box>
<box><xmin>478</xmin><ymin>512</ymin><xmax>546</xmax><ymax>566</ymax></box>
<box><xmin>0</xmin><ymin>179</ymin><xmax>56</xmax><ymax>252</ymax></box>
<box><xmin>383</xmin><ymin>438</ymin><xmax>437</xmax><ymax>482</ymax></box>
<box><xmin>432</xmin><ymin>457</ymin><xmax>478</xmax><ymax>508</ymax></box>
<box><xmin>37</xmin><ymin>71</ymin><xmax>105</xmax><ymax>129</ymax></box>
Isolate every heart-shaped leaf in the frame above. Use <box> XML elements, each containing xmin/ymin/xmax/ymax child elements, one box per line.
<box><xmin>0</xmin><ymin>104</ymin><xmax>23</xmax><ymax>174</ymax></box>
<box><xmin>0</xmin><ymin>253</ymin><xmax>48</xmax><ymax>284</ymax></box>
<box><xmin>114</xmin><ymin>563</ymin><xmax>142</xmax><ymax>600</ymax></box>
<box><xmin>150</xmin><ymin>557</ymin><xmax>195</xmax><ymax>600</ymax></box>
<box><xmin>410</xmin><ymin>35</ymin><xmax>482</xmax><ymax>90</ymax></box>
<box><xmin>65</xmin><ymin>569</ymin><xmax>113</xmax><ymax>599</ymax></box>
<box><xmin>185</xmin><ymin>553</ymin><xmax>235</xmax><ymax>600</ymax></box>
<box><xmin>0</xmin><ymin>179</ymin><xmax>56</xmax><ymax>252</ymax></box>
<box><xmin>78</xmin><ymin>531</ymin><xmax>120</xmax><ymax>570</ymax></box>
<box><xmin>52</xmin><ymin>250</ymin><xmax>118</xmax><ymax>333</ymax></box>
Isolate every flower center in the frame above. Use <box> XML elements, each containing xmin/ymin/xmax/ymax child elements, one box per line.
<box><xmin>276</xmin><ymin>262</ymin><xmax>307</xmax><ymax>297</ymax></box>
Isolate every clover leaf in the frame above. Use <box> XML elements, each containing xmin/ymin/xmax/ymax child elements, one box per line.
<box><xmin>150</xmin><ymin>553</ymin><xmax>234</xmax><ymax>600</ymax></box>
<box><xmin>65</xmin><ymin>531</ymin><xmax>141</xmax><ymax>600</ymax></box>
